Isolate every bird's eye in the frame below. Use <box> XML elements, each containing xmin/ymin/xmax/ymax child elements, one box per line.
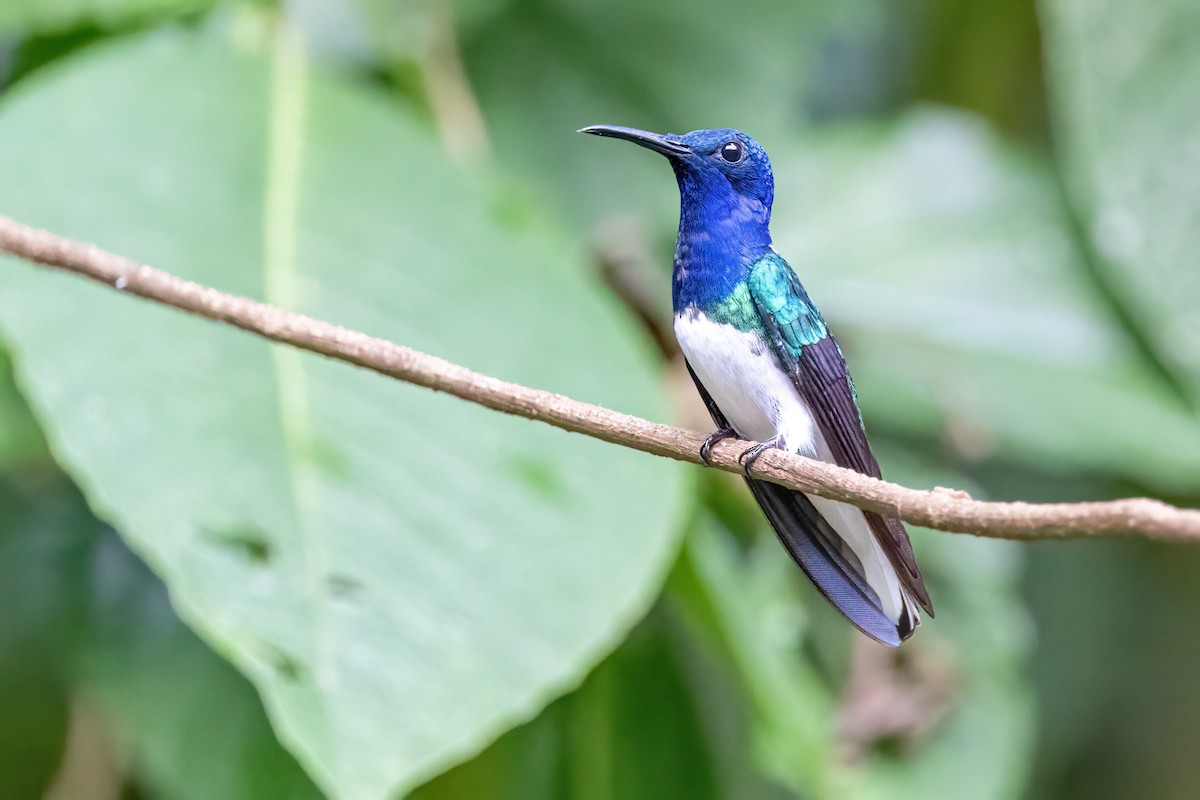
<box><xmin>719</xmin><ymin>140</ymin><xmax>744</xmax><ymax>163</ymax></box>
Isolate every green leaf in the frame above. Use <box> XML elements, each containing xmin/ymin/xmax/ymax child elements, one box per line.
<box><xmin>0</xmin><ymin>0</ymin><xmax>210</xmax><ymax>35</ymax></box>
<box><xmin>770</xmin><ymin>111</ymin><xmax>1200</xmax><ymax>491</ymax></box>
<box><xmin>1042</xmin><ymin>0</ymin><xmax>1200</xmax><ymax>401</ymax></box>
<box><xmin>0</xmin><ymin>31</ymin><xmax>686</xmax><ymax>800</ymax></box>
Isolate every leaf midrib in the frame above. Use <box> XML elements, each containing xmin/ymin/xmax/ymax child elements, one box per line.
<box><xmin>263</xmin><ymin>25</ymin><xmax>339</xmax><ymax>785</ymax></box>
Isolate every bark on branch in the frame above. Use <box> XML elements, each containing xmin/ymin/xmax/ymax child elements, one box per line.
<box><xmin>1</xmin><ymin>215</ymin><xmax>1197</xmax><ymax>542</ymax></box>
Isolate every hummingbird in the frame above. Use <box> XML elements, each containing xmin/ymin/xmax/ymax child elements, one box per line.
<box><xmin>580</xmin><ymin>125</ymin><xmax>932</xmax><ymax>645</ymax></box>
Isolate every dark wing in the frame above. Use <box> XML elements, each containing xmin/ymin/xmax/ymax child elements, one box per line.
<box><xmin>685</xmin><ymin>361</ymin><xmax>904</xmax><ymax>646</ymax></box>
<box><xmin>747</xmin><ymin>254</ymin><xmax>933</xmax><ymax>616</ymax></box>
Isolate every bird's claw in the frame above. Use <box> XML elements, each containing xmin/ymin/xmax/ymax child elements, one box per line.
<box><xmin>739</xmin><ymin>436</ymin><xmax>784</xmax><ymax>476</ymax></box>
<box><xmin>699</xmin><ymin>427</ymin><xmax>739</xmax><ymax>465</ymax></box>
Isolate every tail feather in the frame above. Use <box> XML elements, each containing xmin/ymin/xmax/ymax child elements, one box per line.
<box><xmin>681</xmin><ymin>360</ymin><xmax>917</xmax><ymax>645</ymax></box>
<box><xmin>746</xmin><ymin>478</ymin><xmax>912</xmax><ymax>646</ymax></box>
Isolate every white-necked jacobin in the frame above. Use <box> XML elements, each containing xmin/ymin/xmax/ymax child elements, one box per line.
<box><xmin>581</xmin><ymin>124</ymin><xmax>932</xmax><ymax>645</ymax></box>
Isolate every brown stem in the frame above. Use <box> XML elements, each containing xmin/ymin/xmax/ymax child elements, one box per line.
<box><xmin>417</xmin><ymin>0</ymin><xmax>491</xmax><ymax>165</ymax></box>
<box><xmin>0</xmin><ymin>215</ymin><xmax>1197</xmax><ymax>541</ymax></box>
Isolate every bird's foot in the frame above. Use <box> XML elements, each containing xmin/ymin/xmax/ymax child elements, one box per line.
<box><xmin>739</xmin><ymin>436</ymin><xmax>784</xmax><ymax>476</ymax></box>
<box><xmin>699</xmin><ymin>427</ymin><xmax>740</xmax><ymax>465</ymax></box>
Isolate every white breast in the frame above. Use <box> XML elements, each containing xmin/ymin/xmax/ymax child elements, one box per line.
<box><xmin>674</xmin><ymin>311</ymin><xmax>816</xmax><ymax>454</ymax></box>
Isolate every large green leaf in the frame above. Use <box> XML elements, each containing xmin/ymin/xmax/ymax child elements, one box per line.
<box><xmin>770</xmin><ymin>111</ymin><xmax>1200</xmax><ymax>491</ymax></box>
<box><xmin>0</xmin><ymin>31</ymin><xmax>686</xmax><ymax>799</ymax></box>
<box><xmin>1041</xmin><ymin>0</ymin><xmax>1200</xmax><ymax>402</ymax></box>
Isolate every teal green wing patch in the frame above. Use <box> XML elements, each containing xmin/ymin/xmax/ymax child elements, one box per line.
<box><xmin>747</xmin><ymin>253</ymin><xmax>827</xmax><ymax>355</ymax></box>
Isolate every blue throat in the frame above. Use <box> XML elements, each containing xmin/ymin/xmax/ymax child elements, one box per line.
<box><xmin>670</xmin><ymin>165</ymin><xmax>773</xmax><ymax>311</ymax></box>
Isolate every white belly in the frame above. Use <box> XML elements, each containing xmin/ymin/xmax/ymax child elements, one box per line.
<box><xmin>675</xmin><ymin>309</ymin><xmax>906</xmax><ymax>624</ymax></box>
<box><xmin>674</xmin><ymin>311</ymin><xmax>816</xmax><ymax>454</ymax></box>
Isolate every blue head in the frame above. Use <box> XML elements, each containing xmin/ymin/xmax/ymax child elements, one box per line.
<box><xmin>581</xmin><ymin>125</ymin><xmax>775</xmax><ymax>309</ymax></box>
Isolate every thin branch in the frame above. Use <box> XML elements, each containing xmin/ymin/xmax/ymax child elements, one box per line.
<box><xmin>0</xmin><ymin>215</ymin><xmax>1197</xmax><ymax>542</ymax></box>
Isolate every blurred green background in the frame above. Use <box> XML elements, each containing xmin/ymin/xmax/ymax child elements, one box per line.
<box><xmin>0</xmin><ymin>0</ymin><xmax>1197</xmax><ymax>798</ymax></box>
